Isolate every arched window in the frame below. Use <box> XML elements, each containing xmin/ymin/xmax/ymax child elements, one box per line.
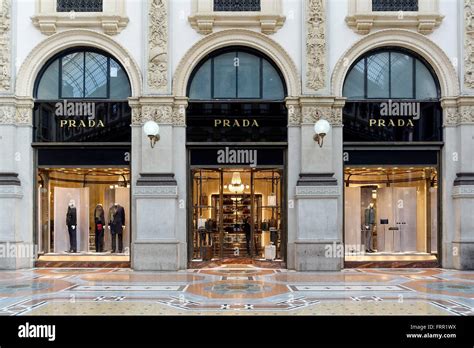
<box><xmin>187</xmin><ymin>47</ymin><xmax>286</xmax><ymax>101</ymax></box>
<box><xmin>35</xmin><ymin>48</ymin><xmax>131</xmax><ymax>100</ymax></box>
<box><xmin>343</xmin><ymin>48</ymin><xmax>440</xmax><ymax>100</ymax></box>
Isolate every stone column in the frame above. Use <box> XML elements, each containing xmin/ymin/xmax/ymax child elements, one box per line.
<box><xmin>0</xmin><ymin>97</ymin><xmax>35</xmax><ymax>269</ymax></box>
<box><xmin>293</xmin><ymin>97</ymin><xmax>344</xmax><ymax>271</ymax></box>
<box><xmin>285</xmin><ymin>97</ymin><xmax>302</xmax><ymax>269</ymax></box>
<box><xmin>131</xmin><ymin>97</ymin><xmax>185</xmax><ymax>270</ymax></box>
<box><xmin>440</xmin><ymin>98</ymin><xmax>458</xmax><ymax>269</ymax></box>
<box><xmin>451</xmin><ymin>98</ymin><xmax>474</xmax><ymax>270</ymax></box>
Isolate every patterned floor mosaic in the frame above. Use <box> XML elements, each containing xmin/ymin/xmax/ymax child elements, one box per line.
<box><xmin>0</xmin><ymin>266</ymin><xmax>472</xmax><ymax>316</ymax></box>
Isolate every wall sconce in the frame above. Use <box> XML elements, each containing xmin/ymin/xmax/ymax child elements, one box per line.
<box><xmin>143</xmin><ymin>121</ymin><xmax>160</xmax><ymax>148</ymax></box>
<box><xmin>313</xmin><ymin>119</ymin><xmax>331</xmax><ymax>148</ymax></box>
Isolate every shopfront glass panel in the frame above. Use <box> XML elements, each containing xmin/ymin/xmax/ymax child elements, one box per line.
<box><xmin>344</xmin><ymin>166</ymin><xmax>438</xmax><ymax>256</ymax></box>
<box><xmin>191</xmin><ymin>168</ymin><xmax>283</xmax><ymax>261</ymax></box>
<box><xmin>37</xmin><ymin>168</ymin><xmax>131</xmax><ymax>256</ymax></box>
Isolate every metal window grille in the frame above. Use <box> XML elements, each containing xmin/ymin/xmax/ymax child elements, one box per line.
<box><xmin>372</xmin><ymin>0</ymin><xmax>418</xmax><ymax>12</ymax></box>
<box><xmin>213</xmin><ymin>0</ymin><xmax>261</xmax><ymax>12</ymax></box>
<box><xmin>57</xmin><ymin>0</ymin><xmax>103</xmax><ymax>12</ymax></box>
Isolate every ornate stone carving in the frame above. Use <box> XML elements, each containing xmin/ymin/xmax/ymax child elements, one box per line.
<box><xmin>131</xmin><ymin>105</ymin><xmax>142</xmax><ymax>125</ymax></box>
<box><xmin>296</xmin><ymin>186</ymin><xmax>340</xmax><ymax>198</ymax></box>
<box><xmin>459</xmin><ymin>105</ymin><xmax>474</xmax><ymax>124</ymax></box>
<box><xmin>0</xmin><ymin>0</ymin><xmax>11</xmax><ymax>92</ymax></box>
<box><xmin>0</xmin><ymin>105</ymin><xmax>15</xmax><ymax>125</ymax></box>
<box><xmin>133</xmin><ymin>186</ymin><xmax>178</xmax><ymax>198</ymax></box>
<box><xmin>15</xmin><ymin>107</ymin><xmax>32</xmax><ymax>125</ymax></box>
<box><xmin>464</xmin><ymin>0</ymin><xmax>474</xmax><ymax>89</ymax></box>
<box><xmin>142</xmin><ymin>105</ymin><xmax>173</xmax><ymax>124</ymax></box>
<box><xmin>331</xmin><ymin>107</ymin><xmax>343</xmax><ymax>126</ymax></box>
<box><xmin>443</xmin><ymin>107</ymin><xmax>458</xmax><ymax>126</ymax></box>
<box><xmin>173</xmin><ymin>104</ymin><xmax>186</xmax><ymax>126</ymax></box>
<box><xmin>305</xmin><ymin>0</ymin><xmax>326</xmax><ymax>91</ymax></box>
<box><xmin>148</xmin><ymin>0</ymin><xmax>168</xmax><ymax>93</ymax></box>
<box><xmin>288</xmin><ymin>105</ymin><xmax>301</xmax><ymax>126</ymax></box>
<box><xmin>302</xmin><ymin>106</ymin><xmax>331</xmax><ymax>124</ymax></box>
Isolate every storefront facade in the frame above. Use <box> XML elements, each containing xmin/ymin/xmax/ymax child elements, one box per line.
<box><xmin>0</xmin><ymin>0</ymin><xmax>473</xmax><ymax>271</ymax></box>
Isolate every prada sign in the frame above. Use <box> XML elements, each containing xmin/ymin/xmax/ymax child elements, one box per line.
<box><xmin>186</xmin><ymin>102</ymin><xmax>287</xmax><ymax>143</ymax></box>
<box><xmin>33</xmin><ymin>101</ymin><xmax>131</xmax><ymax>143</ymax></box>
<box><xmin>343</xmin><ymin>101</ymin><xmax>442</xmax><ymax>142</ymax></box>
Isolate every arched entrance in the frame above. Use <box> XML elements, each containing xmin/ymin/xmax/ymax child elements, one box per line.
<box><xmin>186</xmin><ymin>46</ymin><xmax>288</xmax><ymax>265</ymax></box>
<box><xmin>32</xmin><ymin>47</ymin><xmax>133</xmax><ymax>262</ymax></box>
<box><xmin>341</xmin><ymin>47</ymin><xmax>444</xmax><ymax>267</ymax></box>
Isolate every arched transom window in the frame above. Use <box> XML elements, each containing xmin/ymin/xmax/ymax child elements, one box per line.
<box><xmin>188</xmin><ymin>47</ymin><xmax>286</xmax><ymax>101</ymax></box>
<box><xmin>343</xmin><ymin>48</ymin><xmax>440</xmax><ymax>100</ymax></box>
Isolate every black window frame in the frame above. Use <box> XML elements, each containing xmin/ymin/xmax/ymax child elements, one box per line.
<box><xmin>34</xmin><ymin>47</ymin><xmax>131</xmax><ymax>101</ymax></box>
<box><xmin>213</xmin><ymin>0</ymin><xmax>261</xmax><ymax>12</ymax></box>
<box><xmin>372</xmin><ymin>0</ymin><xmax>418</xmax><ymax>12</ymax></box>
<box><xmin>187</xmin><ymin>46</ymin><xmax>287</xmax><ymax>101</ymax></box>
<box><xmin>57</xmin><ymin>0</ymin><xmax>103</xmax><ymax>12</ymax></box>
<box><xmin>343</xmin><ymin>47</ymin><xmax>441</xmax><ymax>101</ymax></box>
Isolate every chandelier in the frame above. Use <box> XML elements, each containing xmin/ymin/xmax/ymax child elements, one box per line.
<box><xmin>228</xmin><ymin>172</ymin><xmax>245</xmax><ymax>194</ymax></box>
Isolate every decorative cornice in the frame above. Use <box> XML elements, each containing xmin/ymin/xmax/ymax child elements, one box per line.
<box><xmin>454</xmin><ymin>173</ymin><xmax>474</xmax><ymax>187</ymax></box>
<box><xmin>136</xmin><ymin>173</ymin><xmax>177</xmax><ymax>186</ymax></box>
<box><xmin>0</xmin><ymin>173</ymin><xmax>21</xmax><ymax>186</ymax></box>
<box><xmin>0</xmin><ymin>97</ymin><xmax>34</xmax><ymax>125</ymax></box>
<box><xmin>299</xmin><ymin>97</ymin><xmax>345</xmax><ymax>126</ymax></box>
<box><xmin>295</xmin><ymin>186</ymin><xmax>340</xmax><ymax>198</ymax></box>
<box><xmin>31</xmin><ymin>0</ymin><xmax>129</xmax><ymax>36</ymax></box>
<box><xmin>441</xmin><ymin>97</ymin><xmax>474</xmax><ymax>126</ymax></box>
<box><xmin>0</xmin><ymin>185</ymin><xmax>23</xmax><ymax>198</ymax></box>
<box><xmin>147</xmin><ymin>0</ymin><xmax>169</xmax><ymax>93</ymax></box>
<box><xmin>452</xmin><ymin>185</ymin><xmax>474</xmax><ymax>199</ymax></box>
<box><xmin>128</xmin><ymin>97</ymin><xmax>188</xmax><ymax>125</ymax></box>
<box><xmin>142</xmin><ymin>105</ymin><xmax>173</xmax><ymax>124</ymax></box>
<box><xmin>297</xmin><ymin>173</ymin><xmax>337</xmax><ymax>187</ymax></box>
<box><xmin>345</xmin><ymin>0</ymin><xmax>443</xmax><ymax>35</ymax></box>
<box><xmin>188</xmin><ymin>0</ymin><xmax>285</xmax><ymax>35</ymax></box>
<box><xmin>0</xmin><ymin>0</ymin><xmax>11</xmax><ymax>92</ymax></box>
<box><xmin>133</xmin><ymin>186</ymin><xmax>178</xmax><ymax>198</ymax></box>
<box><xmin>305</xmin><ymin>0</ymin><xmax>326</xmax><ymax>92</ymax></box>
<box><xmin>464</xmin><ymin>0</ymin><xmax>474</xmax><ymax>89</ymax></box>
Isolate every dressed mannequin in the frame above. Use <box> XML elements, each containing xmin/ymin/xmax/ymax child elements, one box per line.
<box><xmin>94</xmin><ymin>204</ymin><xmax>105</xmax><ymax>252</ymax></box>
<box><xmin>108</xmin><ymin>203</ymin><xmax>125</xmax><ymax>253</ymax></box>
<box><xmin>66</xmin><ymin>200</ymin><xmax>77</xmax><ymax>253</ymax></box>
<box><xmin>364</xmin><ymin>203</ymin><xmax>376</xmax><ymax>252</ymax></box>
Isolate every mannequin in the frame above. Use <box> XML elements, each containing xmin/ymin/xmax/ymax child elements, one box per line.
<box><xmin>94</xmin><ymin>204</ymin><xmax>105</xmax><ymax>252</ymax></box>
<box><xmin>108</xmin><ymin>202</ymin><xmax>125</xmax><ymax>253</ymax></box>
<box><xmin>66</xmin><ymin>200</ymin><xmax>77</xmax><ymax>253</ymax></box>
<box><xmin>364</xmin><ymin>202</ymin><xmax>376</xmax><ymax>253</ymax></box>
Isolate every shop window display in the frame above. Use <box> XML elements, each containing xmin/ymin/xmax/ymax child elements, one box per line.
<box><xmin>344</xmin><ymin>167</ymin><xmax>438</xmax><ymax>256</ymax></box>
<box><xmin>37</xmin><ymin>168</ymin><xmax>130</xmax><ymax>256</ymax></box>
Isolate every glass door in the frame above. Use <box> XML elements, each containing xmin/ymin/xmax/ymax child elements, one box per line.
<box><xmin>190</xmin><ymin>168</ymin><xmax>284</xmax><ymax>261</ymax></box>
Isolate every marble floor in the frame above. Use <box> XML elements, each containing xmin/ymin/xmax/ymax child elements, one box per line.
<box><xmin>0</xmin><ymin>266</ymin><xmax>472</xmax><ymax>316</ymax></box>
